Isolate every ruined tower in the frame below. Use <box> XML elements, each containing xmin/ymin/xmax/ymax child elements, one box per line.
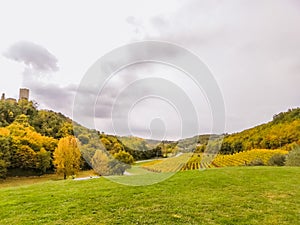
<box><xmin>19</xmin><ymin>88</ymin><xmax>29</xmax><ymax>101</ymax></box>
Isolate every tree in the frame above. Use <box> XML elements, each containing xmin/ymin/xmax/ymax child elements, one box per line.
<box><xmin>31</xmin><ymin>110</ymin><xmax>72</xmax><ymax>139</ymax></box>
<box><xmin>13</xmin><ymin>145</ymin><xmax>36</xmax><ymax>169</ymax></box>
<box><xmin>92</xmin><ymin>150</ymin><xmax>111</xmax><ymax>176</ymax></box>
<box><xmin>0</xmin><ymin>100</ymin><xmax>21</xmax><ymax>127</ymax></box>
<box><xmin>36</xmin><ymin>148</ymin><xmax>51</xmax><ymax>174</ymax></box>
<box><xmin>57</xmin><ymin>122</ymin><xmax>74</xmax><ymax>138</ymax></box>
<box><xmin>6</xmin><ymin>115</ymin><xmax>57</xmax><ymax>171</ymax></box>
<box><xmin>268</xmin><ymin>154</ymin><xmax>286</xmax><ymax>166</ymax></box>
<box><xmin>110</xmin><ymin>143</ymin><xmax>125</xmax><ymax>154</ymax></box>
<box><xmin>113</xmin><ymin>150</ymin><xmax>134</xmax><ymax>165</ymax></box>
<box><xmin>92</xmin><ymin>150</ymin><xmax>130</xmax><ymax>176</ymax></box>
<box><xmin>285</xmin><ymin>145</ymin><xmax>300</xmax><ymax>166</ymax></box>
<box><xmin>0</xmin><ymin>133</ymin><xmax>10</xmax><ymax>179</ymax></box>
<box><xmin>53</xmin><ymin>136</ymin><xmax>81</xmax><ymax>179</ymax></box>
<box><xmin>0</xmin><ymin>160</ymin><xmax>7</xmax><ymax>179</ymax></box>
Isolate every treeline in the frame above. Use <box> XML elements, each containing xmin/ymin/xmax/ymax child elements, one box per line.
<box><xmin>0</xmin><ymin>114</ymin><xmax>58</xmax><ymax>178</ymax></box>
<box><xmin>173</xmin><ymin>108</ymin><xmax>300</xmax><ymax>155</ymax></box>
<box><xmin>0</xmin><ymin>99</ymin><xmax>167</xmax><ymax>178</ymax></box>
<box><xmin>1</xmin><ymin>99</ymin><xmax>298</xmax><ymax>178</ymax></box>
<box><xmin>219</xmin><ymin>108</ymin><xmax>300</xmax><ymax>154</ymax></box>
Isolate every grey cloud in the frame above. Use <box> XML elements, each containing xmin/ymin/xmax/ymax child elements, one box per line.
<box><xmin>126</xmin><ymin>0</ymin><xmax>300</xmax><ymax>134</ymax></box>
<box><xmin>3</xmin><ymin>41</ymin><xmax>59</xmax><ymax>72</ymax></box>
<box><xmin>2</xmin><ymin>41</ymin><xmax>74</xmax><ymax>117</ymax></box>
<box><xmin>30</xmin><ymin>82</ymin><xmax>76</xmax><ymax>115</ymax></box>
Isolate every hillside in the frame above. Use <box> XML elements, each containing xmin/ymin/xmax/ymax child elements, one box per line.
<box><xmin>219</xmin><ymin>108</ymin><xmax>300</xmax><ymax>154</ymax></box>
<box><xmin>0</xmin><ymin>99</ymin><xmax>164</xmax><ymax>178</ymax></box>
<box><xmin>172</xmin><ymin>108</ymin><xmax>300</xmax><ymax>154</ymax></box>
<box><xmin>0</xmin><ymin>98</ymin><xmax>299</xmax><ymax>178</ymax></box>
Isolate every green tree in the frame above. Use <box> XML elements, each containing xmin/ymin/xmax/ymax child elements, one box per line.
<box><xmin>13</xmin><ymin>145</ymin><xmax>37</xmax><ymax>169</ymax></box>
<box><xmin>57</xmin><ymin>122</ymin><xmax>74</xmax><ymax>137</ymax></box>
<box><xmin>53</xmin><ymin>136</ymin><xmax>81</xmax><ymax>179</ymax></box>
<box><xmin>36</xmin><ymin>148</ymin><xmax>51</xmax><ymax>174</ymax></box>
<box><xmin>78</xmin><ymin>134</ymin><xmax>89</xmax><ymax>145</ymax></box>
<box><xmin>31</xmin><ymin>110</ymin><xmax>72</xmax><ymax>139</ymax></box>
<box><xmin>268</xmin><ymin>154</ymin><xmax>286</xmax><ymax>166</ymax></box>
<box><xmin>0</xmin><ymin>100</ymin><xmax>21</xmax><ymax>127</ymax></box>
<box><xmin>0</xmin><ymin>160</ymin><xmax>7</xmax><ymax>179</ymax></box>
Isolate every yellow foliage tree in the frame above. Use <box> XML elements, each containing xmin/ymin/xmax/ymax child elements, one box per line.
<box><xmin>92</xmin><ymin>150</ymin><xmax>111</xmax><ymax>176</ymax></box>
<box><xmin>53</xmin><ymin>136</ymin><xmax>81</xmax><ymax>179</ymax></box>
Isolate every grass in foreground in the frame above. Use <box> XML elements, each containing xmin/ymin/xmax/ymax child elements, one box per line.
<box><xmin>0</xmin><ymin>170</ymin><xmax>97</xmax><ymax>188</ymax></box>
<box><xmin>0</xmin><ymin>167</ymin><xmax>299</xmax><ymax>225</ymax></box>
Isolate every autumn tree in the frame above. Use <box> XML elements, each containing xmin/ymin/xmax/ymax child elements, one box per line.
<box><xmin>92</xmin><ymin>150</ymin><xmax>111</xmax><ymax>176</ymax></box>
<box><xmin>53</xmin><ymin>136</ymin><xmax>81</xmax><ymax>179</ymax></box>
<box><xmin>13</xmin><ymin>145</ymin><xmax>37</xmax><ymax>169</ymax></box>
<box><xmin>92</xmin><ymin>150</ymin><xmax>130</xmax><ymax>176</ymax></box>
<box><xmin>113</xmin><ymin>150</ymin><xmax>134</xmax><ymax>165</ymax></box>
<box><xmin>6</xmin><ymin>115</ymin><xmax>57</xmax><ymax>172</ymax></box>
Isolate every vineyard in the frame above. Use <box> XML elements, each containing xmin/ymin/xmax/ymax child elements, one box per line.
<box><xmin>142</xmin><ymin>149</ymin><xmax>289</xmax><ymax>172</ymax></box>
<box><xmin>141</xmin><ymin>153</ymin><xmax>193</xmax><ymax>172</ymax></box>
<box><xmin>211</xmin><ymin>149</ymin><xmax>288</xmax><ymax>167</ymax></box>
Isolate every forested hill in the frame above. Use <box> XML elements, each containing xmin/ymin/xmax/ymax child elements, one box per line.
<box><xmin>220</xmin><ymin>108</ymin><xmax>300</xmax><ymax>154</ymax></box>
<box><xmin>0</xmin><ymin>98</ymin><xmax>299</xmax><ymax>178</ymax></box>
<box><xmin>0</xmin><ymin>99</ymin><xmax>74</xmax><ymax>139</ymax></box>
<box><xmin>0</xmin><ymin>99</ymin><xmax>164</xmax><ymax>178</ymax></box>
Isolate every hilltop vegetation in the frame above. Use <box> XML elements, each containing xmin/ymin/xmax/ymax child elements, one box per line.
<box><xmin>220</xmin><ymin>108</ymin><xmax>300</xmax><ymax>154</ymax></box>
<box><xmin>0</xmin><ymin>100</ymin><xmax>164</xmax><ymax>178</ymax></box>
<box><xmin>0</xmin><ymin>98</ymin><xmax>299</xmax><ymax>179</ymax></box>
<box><xmin>174</xmin><ymin>108</ymin><xmax>299</xmax><ymax>154</ymax></box>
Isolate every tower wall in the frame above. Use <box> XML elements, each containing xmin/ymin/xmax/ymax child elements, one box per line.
<box><xmin>19</xmin><ymin>88</ymin><xmax>29</xmax><ymax>100</ymax></box>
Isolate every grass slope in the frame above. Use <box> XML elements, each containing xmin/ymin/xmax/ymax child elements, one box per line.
<box><xmin>0</xmin><ymin>167</ymin><xmax>299</xmax><ymax>225</ymax></box>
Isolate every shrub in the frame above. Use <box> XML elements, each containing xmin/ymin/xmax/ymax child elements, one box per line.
<box><xmin>0</xmin><ymin>160</ymin><xmax>7</xmax><ymax>179</ymax></box>
<box><xmin>268</xmin><ymin>154</ymin><xmax>286</xmax><ymax>166</ymax></box>
<box><xmin>285</xmin><ymin>146</ymin><xmax>300</xmax><ymax>166</ymax></box>
<box><xmin>248</xmin><ymin>158</ymin><xmax>264</xmax><ymax>166</ymax></box>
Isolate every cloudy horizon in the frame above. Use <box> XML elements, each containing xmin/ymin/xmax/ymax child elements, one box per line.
<box><xmin>0</xmin><ymin>0</ymin><xmax>299</xmax><ymax>140</ymax></box>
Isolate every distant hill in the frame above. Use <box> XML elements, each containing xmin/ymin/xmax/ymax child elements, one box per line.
<box><xmin>220</xmin><ymin>108</ymin><xmax>300</xmax><ymax>154</ymax></box>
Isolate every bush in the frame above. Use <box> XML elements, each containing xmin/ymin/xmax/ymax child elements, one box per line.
<box><xmin>285</xmin><ymin>146</ymin><xmax>300</xmax><ymax>166</ymax></box>
<box><xmin>268</xmin><ymin>154</ymin><xmax>286</xmax><ymax>166</ymax></box>
<box><xmin>248</xmin><ymin>158</ymin><xmax>264</xmax><ymax>166</ymax></box>
<box><xmin>0</xmin><ymin>160</ymin><xmax>7</xmax><ymax>179</ymax></box>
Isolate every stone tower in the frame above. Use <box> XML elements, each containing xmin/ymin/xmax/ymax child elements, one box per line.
<box><xmin>19</xmin><ymin>88</ymin><xmax>29</xmax><ymax>101</ymax></box>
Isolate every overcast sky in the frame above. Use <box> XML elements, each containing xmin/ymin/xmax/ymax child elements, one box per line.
<box><xmin>0</xmin><ymin>0</ymin><xmax>299</xmax><ymax>140</ymax></box>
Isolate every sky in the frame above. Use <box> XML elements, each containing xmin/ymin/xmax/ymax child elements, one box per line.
<box><xmin>0</xmin><ymin>0</ymin><xmax>299</xmax><ymax>140</ymax></box>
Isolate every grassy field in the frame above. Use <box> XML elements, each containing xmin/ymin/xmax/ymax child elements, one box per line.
<box><xmin>0</xmin><ymin>170</ymin><xmax>97</xmax><ymax>188</ymax></box>
<box><xmin>0</xmin><ymin>167</ymin><xmax>299</xmax><ymax>225</ymax></box>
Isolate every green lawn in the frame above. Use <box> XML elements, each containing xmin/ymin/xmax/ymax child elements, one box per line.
<box><xmin>0</xmin><ymin>167</ymin><xmax>299</xmax><ymax>224</ymax></box>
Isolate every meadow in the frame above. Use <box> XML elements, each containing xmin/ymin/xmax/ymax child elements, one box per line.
<box><xmin>0</xmin><ymin>167</ymin><xmax>299</xmax><ymax>225</ymax></box>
